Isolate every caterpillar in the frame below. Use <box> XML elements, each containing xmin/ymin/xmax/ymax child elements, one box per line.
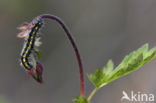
<box><xmin>20</xmin><ymin>18</ymin><xmax>44</xmax><ymax>70</ymax></box>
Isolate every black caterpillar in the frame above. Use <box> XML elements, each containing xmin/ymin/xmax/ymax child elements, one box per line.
<box><xmin>21</xmin><ymin>18</ymin><xmax>43</xmax><ymax>70</ymax></box>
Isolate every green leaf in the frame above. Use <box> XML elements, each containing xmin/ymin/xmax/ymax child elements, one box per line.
<box><xmin>105</xmin><ymin>60</ymin><xmax>114</xmax><ymax>75</ymax></box>
<box><xmin>31</xmin><ymin>54</ymin><xmax>36</xmax><ymax>68</ymax></box>
<box><xmin>88</xmin><ymin>44</ymin><xmax>156</xmax><ymax>88</ymax></box>
<box><xmin>0</xmin><ymin>95</ymin><xmax>9</xmax><ymax>103</ymax></box>
<box><xmin>35</xmin><ymin>49</ymin><xmax>43</xmax><ymax>59</ymax></box>
<box><xmin>73</xmin><ymin>96</ymin><xmax>88</xmax><ymax>103</ymax></box>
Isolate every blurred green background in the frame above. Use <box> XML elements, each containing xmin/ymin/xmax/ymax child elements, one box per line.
<box><xmin>0</xmin><ymin>0</ymin><xmax>156</xmax><ymax>103</ymax></box>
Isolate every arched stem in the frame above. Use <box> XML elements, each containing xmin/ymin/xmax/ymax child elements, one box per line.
<box><xmin>40</xmin><ymin>14</ymin><xmax>85</xmax><ymax>97</ymax></box>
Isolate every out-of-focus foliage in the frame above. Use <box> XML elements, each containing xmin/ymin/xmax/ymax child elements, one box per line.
<box><xmin>73</xmin><ymin>96</ymin><xmax>88</xmax><ymax>103</ymax></box>
<box><xmin>0</xmin><ymin>95</ymin><xmax>8</xmax><ymax>103</ymax></box>
<box><xmin>88</xmin><ymin>44</ymin><xmax>156</xmax><ymax>88</ymax></box>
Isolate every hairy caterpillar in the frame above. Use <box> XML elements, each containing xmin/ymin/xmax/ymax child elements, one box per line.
<box><xmin>20</xmin><ymin>18</ymin><xmax>44</xmax><ymax>70</ymax></box>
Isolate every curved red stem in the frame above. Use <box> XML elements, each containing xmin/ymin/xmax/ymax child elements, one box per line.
<box><xmin>40</xmin><ymin>14</ymin><xmax>85</xmax><ymax>96</ymax></box>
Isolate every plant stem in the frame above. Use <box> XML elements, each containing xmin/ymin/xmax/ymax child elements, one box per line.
<box><xmin>40</xmin><ymin>14</ymin><xmax>85</xmax><ymax>97</ymax></box>
<box><xmin>87</xmin><ymin>87</ymin><xmax>99</xmax><ymax>102</ymax></box>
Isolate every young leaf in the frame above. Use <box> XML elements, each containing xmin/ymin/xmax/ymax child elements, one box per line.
<box><xmin>31</xmin><ymin>54</ymin><xmax>36</xmax><ymax>68</ymax></box>
<box><xmin>35</xmin><ymin>49</ymin><xmax>43</xmax><ymax>59</ymax></box>
<box><xmin>88</xmin><ymin>44</ymin><xmax>156</xmax><ymax>88</ymax></box>
<box><xmin>73</xmin><ymin>96</ymin><xmax>88</xmax><ymax>103</ymax></box>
